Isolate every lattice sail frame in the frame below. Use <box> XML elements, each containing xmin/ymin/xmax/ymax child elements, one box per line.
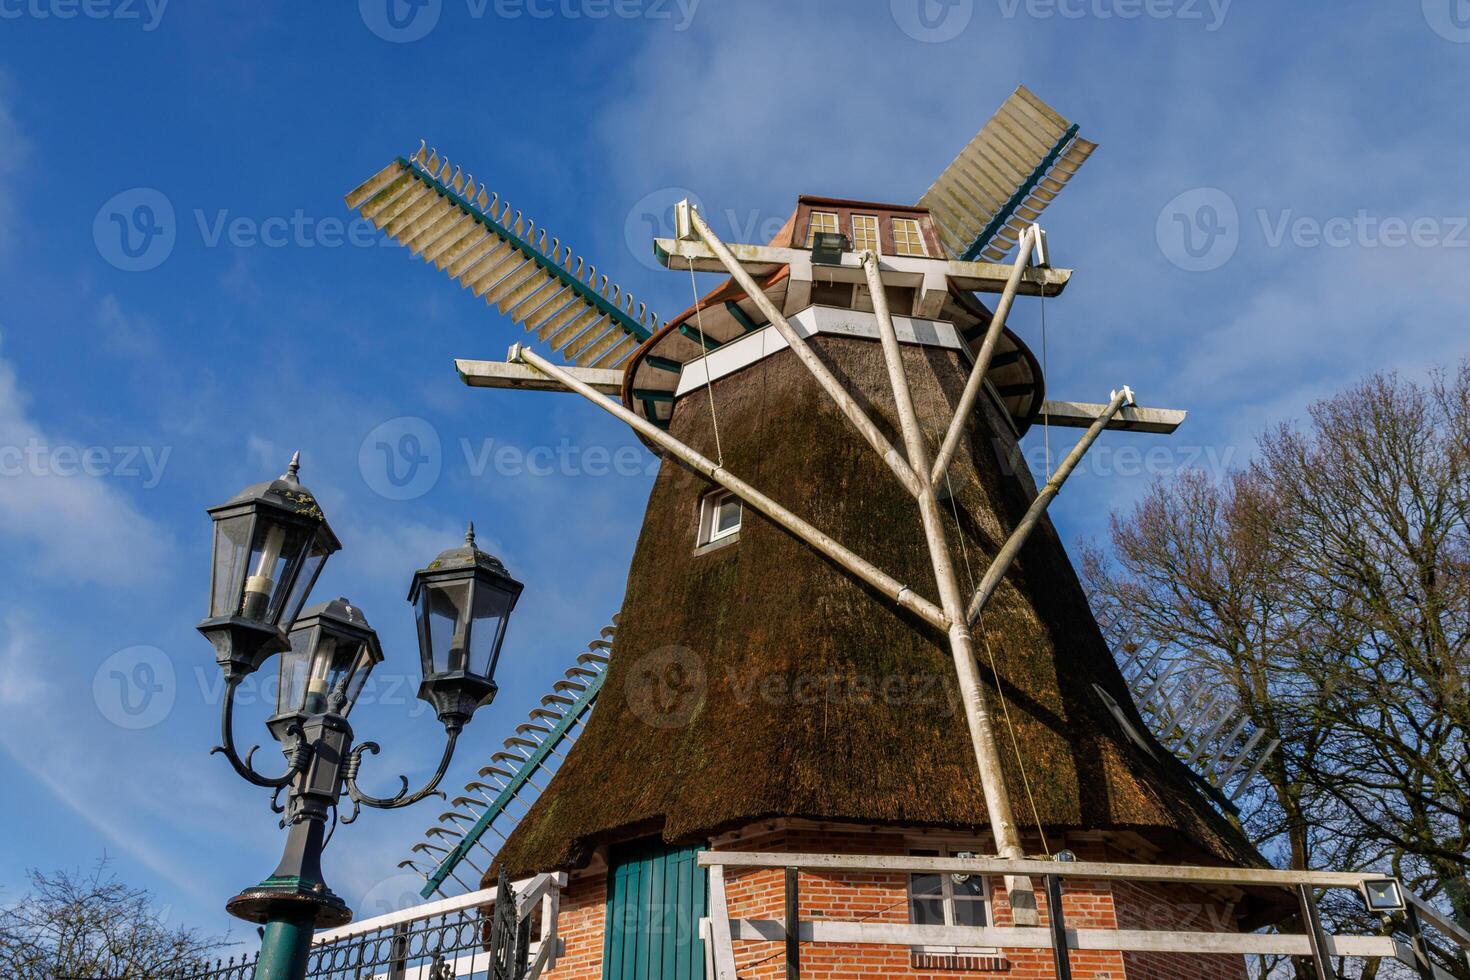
<box><xmin>919</xmin><ymin>85</ymin><xmax>1098</xmax><ymax>262</ymax></box>
<box><xmin>346</xmin><ymin>143</ymin><xmax>658</xmax><ymax>369</ymax></box>
<box><xmin>402</xmin><ymin>620</ymin><xmax>616</xmax><ymax>898</ymax></box>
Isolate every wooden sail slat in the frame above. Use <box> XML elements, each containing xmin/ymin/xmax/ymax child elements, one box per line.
<box><xmin>345</xmin><ymin>146</ymin><xmax>652</xmax><ymax>374</ymax></box>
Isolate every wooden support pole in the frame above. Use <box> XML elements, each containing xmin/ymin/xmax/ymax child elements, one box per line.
<box><xmin>686</xmin><ymin>206</ymin><xmax>924</xmax><ymax>498</ymax></box>
<box><xmin>785</xmin><ymin>867</ymin><xmax>800</xmax><ymax>980</ymax></box>
<box><xmin>708</xmin><ymin>866</ymin><xmax>738</xmax><ymax>980</ymax></box>
<box><xmin>966</xmin><ymin>387</ymin><xmax>1132</xmax><ymax>626</ymax></box>
<box><xmin>1403</xmin><ymin>902</ymin><xmax>1437</xmax><ymax>980</ymax></box>
<box><xmin>930</xmin><ymin>225</ymin><xmax>1038</xmax><ymax>489</ymax></box>
<box><xmin>860</xmin><ymin>251</ymin><xmax>1036</xmax><ymax>924</ymax></box>
<box><xmin>1046</xmin><ymin>875</ymin><xmax>1073</xmax><ymax>980</ymax></box>
<box><xmin>510</xmin><ymin>345</ymin><xmax>949</xmax><ymax>631</ymax></box>
<box><xmin>1297</xmin><ymin>884</ymin><xmax>1336</xmax><ymax>980</ymax></box>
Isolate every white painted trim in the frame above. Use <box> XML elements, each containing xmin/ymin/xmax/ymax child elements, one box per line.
<box><xmin>728</xmin><ymin>919</ymin><xmax>1401</xmax><ymax>958</ymax></box>
<box><xmin>312</xmin><ymin>872</ymin><xmax>564</xmax><ymax>944</ymax></box>
<box><xmin>675</xmin><ymin>305</ymin><xmax>965</xmax><ymax>397</ymax></box>
<box><xmin>654</xmin><ymin>237</ymin><xmax>1072</xmax><ymax>297</ymax></box>
<box><xmin>707</xmin><ymin>866</ymin><xmax>739</xmax><ymax>980</ymax></box>
<box><xmin>698</xmin><ymin>850</ymin><xmax>1384</xmax><ymax>889</ymax></box>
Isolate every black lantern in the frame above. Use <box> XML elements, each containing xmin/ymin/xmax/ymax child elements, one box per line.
<box><xmin>269</xmin><ymin>598</ymin><xmax>384</xmax><ymax>737</ymax></box>
<box><xmin>200</xmin><ymin>453</ymin><xmax>340</xmax><ymax>679</ymax></box>
<box><xmin>408</xmin><ymin>523</ymin><xmax>523</xmax><ymax>730</ymax></box>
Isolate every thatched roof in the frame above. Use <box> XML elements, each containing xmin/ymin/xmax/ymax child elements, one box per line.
<box><xmin>493</xmin><ymin>333</ymin><xmax>1262</xmax><ymax>879</ymax></box>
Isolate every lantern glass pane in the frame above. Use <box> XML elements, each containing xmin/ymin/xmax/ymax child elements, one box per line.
<box><xmin>278</xmin><ymin>627</ymin><xmax>315</xmax><ymax>715</ymax></box>
<box><xmin>303</xmin><ymin>633</ymin><xmax>342</xmax><ymax>715</ymax></box>
<box><xmin>210</xmin><ymin>514</ymin><xmax>254</xmax><ymax>618</ymax></box>
<box><xmin>420</xmin><ymin>580</ymin><xmax>471</xmax><ymax>676</ymax></box>
<box><xmin>466</xmin><ymin>582</ymin><xmax>513</xmax><ymax>679</ymax></box>
<box><xmin>241</xmin><ymin>519</ymin><xmax>314</xmax><ymax>626</ymax></box>
<box><xmin>340</xmin><ymin>642</ymin><xmax>377</xmax><ymax>717</ymax></box>
<box><xmin>278</xmin><ymin>540</ymin><xmax>328</xmax><ymax>631</ymax></box>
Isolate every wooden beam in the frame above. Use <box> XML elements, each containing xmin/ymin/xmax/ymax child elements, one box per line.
<box><xmin>729</xmin><ymin>922</ymin><xmax>1393</xmax><ymax>957</ymax></box>
<box><xmin>727</xmin><ymin>919</ymin><xmax>1399</xmax><ymax>958</ymax></box>
<box><xmin>1040</xmin><ymin>400</ymin><xmax>1188</xmax><ymax>435</ymax></box>
<box><xmin>708</xmin><ymin>865</ymin><xmax>739</xmax><ymax>980</ymax></box>
<box><xmin>455</xmin><ymin>358</ymin><xmax>622</xmax><ymax>396</ymax></box>
<box><xmin>697</xmin><ymin>851</ymin><xmax>1386</xmax><ymax>890</ymax></box>
<box><xmin>654</xmin><ymin>238</ymin><xmax>1071</xmax><ymax>297</ymax></box>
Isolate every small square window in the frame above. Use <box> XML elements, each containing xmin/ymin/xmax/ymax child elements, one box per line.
<box><xmin>806</xmin><ymin>211</ymin><xmax>839</xmax><ymax>247</ymax></box>
<box><xmin>906</xmin><ymin>843</ymin><xmax>992</xmax><ymax>955</ymax></box>
<box><xmin>892</xmin><ymin>217</ymin><xmax>928</xmax><ymax>257</ymax></box>
<box><xmin>698</xmin><ymin>489</ymin><xmax>742</xmax><ymax>546</ymax></box>
<box><xmin>851</xmin><ymin>214</ymin><xmax>880</xmax><ymax>254</ymax></box>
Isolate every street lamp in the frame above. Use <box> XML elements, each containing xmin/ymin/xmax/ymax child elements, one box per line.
<box><xmin>198</xmin><ymin>455</ymin><xmax>519</xmax><ymax>980</ymax></box>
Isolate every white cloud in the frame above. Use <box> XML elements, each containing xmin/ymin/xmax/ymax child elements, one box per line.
<box><xmin>0</xmin><ymin>337</ymin><xmax>172</xmax><ymax>585</ymax></box>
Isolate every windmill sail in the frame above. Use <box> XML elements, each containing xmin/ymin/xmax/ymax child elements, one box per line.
<box><xmin>919</xmin><ymin>85</ymin><xmax>1097</xmax><ymax>262</ymax></box>
<box><xmin>400</xmin><ymin>619</ymin><xmax>616</xmax><ymax>899</ymax></box>
<box><xmin>346</xmin><ymin>144</ymin><xmax>658</xmax><ymax>369</ymax></box>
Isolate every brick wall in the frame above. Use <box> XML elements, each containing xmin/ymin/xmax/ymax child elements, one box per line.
<box><xmin>535</xmin><ymin>827</ymin><xmax>1248</xmax><ymax>979</ymax></box>
<box><xmin>542</xmin><ymin>870</ymin><xmax>606</xmax><ymax>980</ymax></box>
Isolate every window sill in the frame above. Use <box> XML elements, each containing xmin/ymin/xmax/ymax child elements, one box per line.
<box><xmin>911</xmin><ymin>951</ymin><xmax>1010</xmax><ymax>972</ymax></box>
<box><xmin>693</xmin><ymin>532</ymin><xmax>740</xmax><ymax>557</ymax></box>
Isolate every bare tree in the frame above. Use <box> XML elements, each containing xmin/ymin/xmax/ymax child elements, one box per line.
<box><xmin>1085</xmin><ymin>364</ymin><xmax>1470</xmax><ymax>978</ymax></box>
<box><xmin>0</xmin><ymin>859</ymin><xmax>231</xmax><ymax>980</ymax></box>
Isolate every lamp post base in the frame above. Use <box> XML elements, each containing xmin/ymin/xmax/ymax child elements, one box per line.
<box><xmin>228</xmin><ymin>876</ymin><xmax>351</xmax><ymax>980</ymax></box>
<box><xmin>226</xmin><ymin>875</ymin><xmax>352</xmax><ymax>929</ymax></box>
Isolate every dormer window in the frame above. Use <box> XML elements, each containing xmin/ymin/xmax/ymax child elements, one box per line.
<box><xmin>698</xmin><ymin>488</ymin><xmax>742</xmax><ymax>547</ymax></box>
<box><xmin>892</xmin><ymin>217</ymin><xmax>928</xmax><ymax>257</ymax></box>
<box><xmin>851</xmin><ymin>214</ymin><xmax>880</xmax><ymax>254</ymax></box>
<box><xmin>806</xmin><ymin>211</ymin><xmax>839</xmax><ymax>247</ymax></box>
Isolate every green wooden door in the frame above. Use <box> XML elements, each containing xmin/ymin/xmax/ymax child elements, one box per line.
<box><xmin>603</xmin><ymin>838</ymin><xmax>707</xmax><ymax>980</ymax></box>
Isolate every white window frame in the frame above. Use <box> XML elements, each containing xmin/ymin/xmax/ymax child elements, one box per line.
<box><xmin>850</xmin><ymin>214</ymin><xmax>881</xmax><ymax>254</ymax></box>
<box><xmin>805</xmin><ymin>211</ymin><xmax>840</xmax><ymax>247</ymax></box>
<box><xmin>905</xmin><ymin>840</ymin><xmax>995</xmax><ymax>955</ymax></box>
<box><xmin>891</xmin><ymin>216</ymin><xmax>928</xmax><ymax>257</ymax></box>
<box><xmin>698</xmin><ymin>488</ymin><xmax>743</xmax><ymax>546</ymax></box>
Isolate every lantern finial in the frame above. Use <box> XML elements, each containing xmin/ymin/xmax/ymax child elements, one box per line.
<box><xmin>465</xmin><ymin>521</ymin><xmax>476</xmax><ymax>547</ymax></box>
<box><xmin>284</xmin><ymin>451</ymin><xmax>301</xmax><ymax>483</ymax></box>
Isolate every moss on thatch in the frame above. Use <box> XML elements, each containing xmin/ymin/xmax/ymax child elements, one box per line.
<box><xmin>493</xmin><ymin>335</ymin><xmax>1261</xmax><ymax>880</ymax></box>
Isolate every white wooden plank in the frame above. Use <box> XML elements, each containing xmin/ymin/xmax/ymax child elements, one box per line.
<box><xmin>707</xmin><ymin>865</ymin><xmax>739</xmax><ymax>980</ymax></box>
<box><xmin>1039</xmin><ymin>400</ymin><xmax>1188</xmax><ymax>434</ymax></box>
<box><xmin>729</xmin><ymin>919</ymin><xmax>1398</xmax><ymax>958</ymax></box>
<box><xmin>696</xmin><ymin>851</ymin><xmax>1380</xmax><ymax>890</ymax></box>
<box><xmin>455</xmin><ymin>358</ymin><xmax>623</xmax><ymax>395</ymax></box>
<box><xmin>654</xmin><ymin>238</ymin><xmax>1071</xmax><ymax>297</ymax></box>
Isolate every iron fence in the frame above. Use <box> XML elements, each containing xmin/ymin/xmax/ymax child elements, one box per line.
<box><xmin>169</xmin><ymin>872</ymin><xmax>558</xmax><ymax>980</ymax></box>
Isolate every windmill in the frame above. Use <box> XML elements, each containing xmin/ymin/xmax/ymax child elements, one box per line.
<box><xmin>343</xmin><ymin>86</ymin><xmax>1272</xmax><ymax>978</ymax></box>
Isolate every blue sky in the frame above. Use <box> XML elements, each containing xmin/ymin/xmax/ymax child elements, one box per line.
<box><xmin>0</xmin><ymin>0</ymin><xmax>1467</xmax><ymax>948</ymax></box>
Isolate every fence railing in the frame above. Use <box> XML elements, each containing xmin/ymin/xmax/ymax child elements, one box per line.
<box><xmin>698</xmin><ymin>851</ymin><xmax>1470</xmax><ymax>980</ymax></box>
<box><xmin>172</xmin><ymin>873</ymin><xmax>565</xmax><ymax>980</ymax></box>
